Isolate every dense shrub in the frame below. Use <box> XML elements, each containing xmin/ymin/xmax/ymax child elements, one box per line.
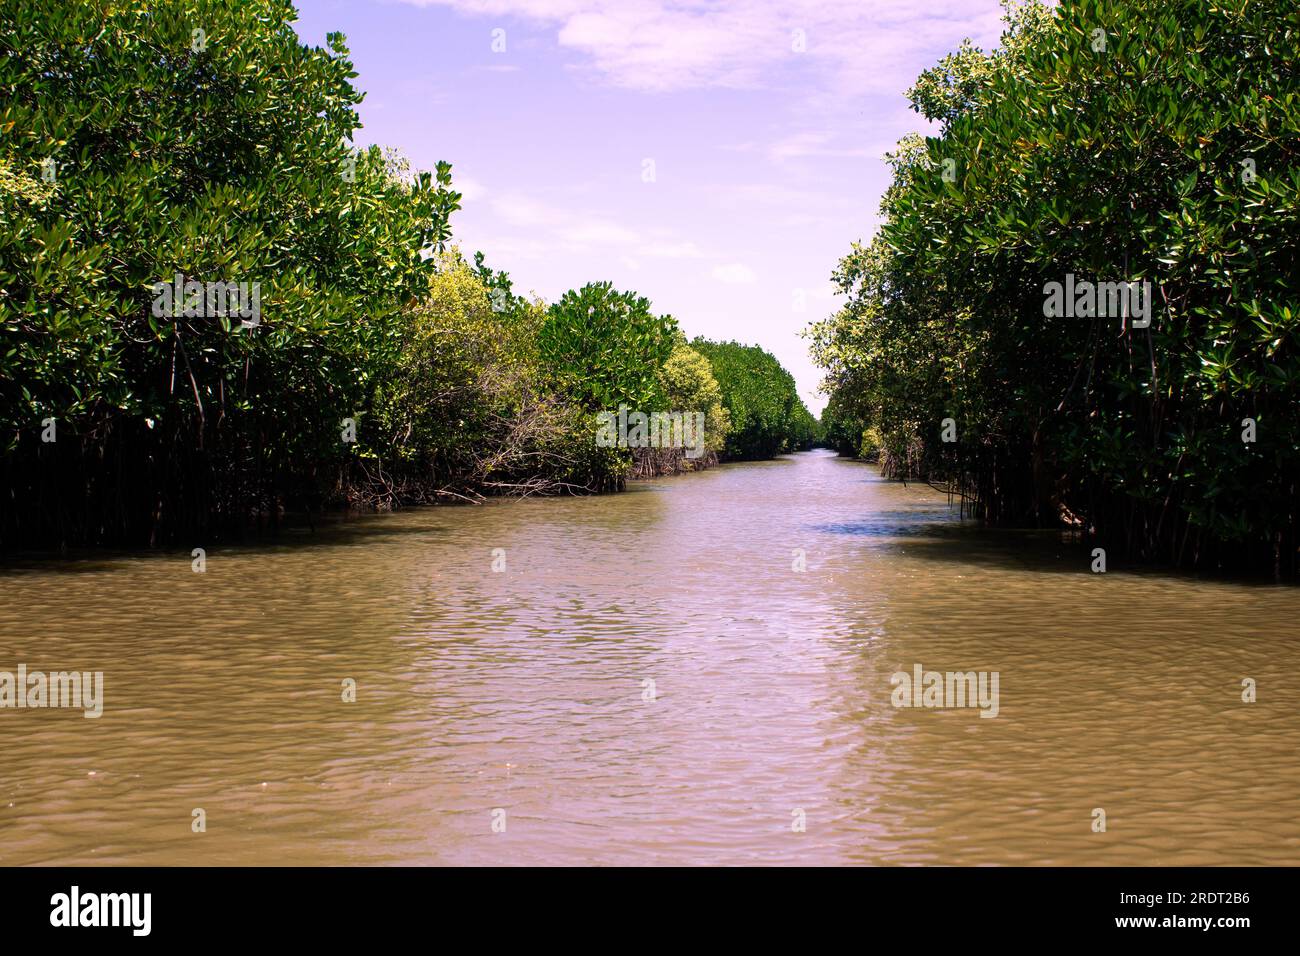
<box><xmin>691</xmin><ymin>338</ymin><xmax>817</xmax><ymax>459</ymax></box>
<box><xmin>538</xmin><ymin>282</ymin><xmax>678</xmax><ymax>413</ymax></box>
<box><xmin>630</xmin><ymin>337</ymin><xmax>731</xmax><ymax>477</ymax></box>
<box><xmin>810</xmin><ymin>0</ymin><xmax>1300</xmax><ymax>577</ymax></box>
<box><xmin>0</xmin><ymin>0</ymin><xmax>454</xmax><ymax>544</ymax></box>
<box><xmin>369</xmin><ymin>251</ymin><xmax>623</xmax><ymax>499</ymax></box>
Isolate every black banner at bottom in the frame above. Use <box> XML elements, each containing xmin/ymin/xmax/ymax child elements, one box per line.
<box><xmin>0</xmin><ymin>866</ymin><xmax>1286</xmax><ymax>943</ymax></box>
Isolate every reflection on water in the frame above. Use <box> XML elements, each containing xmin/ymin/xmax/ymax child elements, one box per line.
<box><xmin>1</xmin><ymin>449</ymin><xmax>1297</xmax><ymax>865</ymax></box>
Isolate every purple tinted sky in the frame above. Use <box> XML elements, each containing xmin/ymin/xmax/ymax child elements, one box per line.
<box><xmin>292</xmin><ymin>0</ymin><xmax>1007</xmax><ymax>414</ymax></box>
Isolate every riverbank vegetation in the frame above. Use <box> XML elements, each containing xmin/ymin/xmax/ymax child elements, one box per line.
<box><xmin>809</xmin><ymin>0</ymin><xmax>1299</xmax><ymax>579</ymax></box>
<box><xmin>690</xmin><ymin>339</ymin><xmax>818</xmax><ymax>460</ymax></box>
<box><xmin>0</xmin><ymin>0</ymin><xmax>814</xmax><ymax>549</ymax></box>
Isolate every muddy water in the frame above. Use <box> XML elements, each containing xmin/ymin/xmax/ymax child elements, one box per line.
<box><xmin>1</xmin><ymin>449</ymin><xmax>1297</xmax><ymax>865</ymax></box>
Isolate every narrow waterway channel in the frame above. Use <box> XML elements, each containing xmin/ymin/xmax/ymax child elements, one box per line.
<box><xmin>2</xmin><ymin>449</ymin><xmax>1296</xmax><ymax>865</ymax></box>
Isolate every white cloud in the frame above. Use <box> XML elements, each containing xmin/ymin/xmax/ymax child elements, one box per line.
<box><xmin>560</xmin><ymin>220</ymin><xmax>640</xmax><ymax>245</ymax></box>
<box><xmin>767</xmin><ymin>130</ymin><xmax>881</xmax><ymax>163</ymax></box>
<box><xmin>450</xmin><ymin>233</ymin><xmax>553</xmax><ymax>262</ymax></box>
<box><xmin>715</xmin><ymin>182</ymin><xmax>826</xmax><ymax>207</ymax></box>
<box><xmin>488</xmin><ymin>192</ymin><xmax>554</xmax><ymax>226</ymax></box>
<box><xmin>639</xmin><ymin>239</ymin><xmax>706</xmax><ymax>259</ymax></box>
<box><xmin>711</xmin><ymin>263</ymin><xmax>758</xmax><ymax>284</ymax></box>
<box><xmin>456</xmin><ymin>176</ymin><xmax>488</xmax><ymax>201</ymax></box>
<box><xmin>400</xmin><ymin>0</ymin><xmax>1005</xmax><ymax>96</ymax></box>
<box><xmin>472</xmin><ymin>191</ymin><xmax>707</xmax><ymax>260</ymax></box>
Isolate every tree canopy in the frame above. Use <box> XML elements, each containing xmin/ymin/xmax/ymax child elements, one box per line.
<box><xmin>0</xmin><ymin>0</ymin><xmax>816</xmax><ymax>547</ymax></box>
<box><xmin>809</xmin><ymin>0</ymin><xmax>1300</xmax><ymax>577</ymax></box>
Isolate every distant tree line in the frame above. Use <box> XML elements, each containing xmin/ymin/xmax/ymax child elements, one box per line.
<box><xmin>689</xmin><ymin>339</ymin><xmax>818</xmax><ymax>460</ymax></box>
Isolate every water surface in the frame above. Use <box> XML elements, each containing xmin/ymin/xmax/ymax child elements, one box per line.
<box><xmin>2</xmin><ymin>450</ymin><xmax>1297</xmax><ymax>865</ymax></box>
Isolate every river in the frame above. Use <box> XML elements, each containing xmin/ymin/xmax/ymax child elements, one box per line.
<box><xmin>1</xmin><ymin>449</ymin><xmax>1297</xmax><ymax>865</ymax></box>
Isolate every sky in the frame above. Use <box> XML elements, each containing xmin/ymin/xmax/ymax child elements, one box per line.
<box><xmin>291</xmin><ymin>0</ymin><xmax>1009</xmax><ymax>415</ymax></box>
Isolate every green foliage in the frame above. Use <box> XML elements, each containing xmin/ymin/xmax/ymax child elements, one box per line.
<box><xmin>658</xmin><ymin>339</ymin><xmax>730</xmax><ymax>456</ymax></box>
<box><xmin>374</xmin><ymin>251</ymin><xmax>520</xmax><ymax>475</ymax></box>
<box><xmin>0</xmin><ymin>0</ymin><xmax>454</xmax><ymax>544</ymax></box>
<box><xmin>819</xmin><ymin>389</ymin><xmax>871</xmax><ymax>458</ymax></box>
<box><xmin>0</xmin><ymin>0</ymin><xmax>824</xmax><ymax>545</ymax></box>
<box><xmin>859</xmin><ymin>426</ymin><xmax>883</xmax><ymax>462</ymax></box>
<box><xmin>372</xmin><ymin>251</ymin><xmax>623</xmax><ymax>496</ymax></box>
<box><xmin>691</xmin><ymin>338</ymin><xmax>816</xmax><ymax>459</ymax></box>
<box><xmin>811</xmin><ymin>0</ymin><xmax>1300</xmax><ymax>576</ymax></box>
<box><xmin>907</xmin><ymin>0</ymin><xmax>1055</xmax><ymax>125</ymax></box>
<box><xmin>538</xmin><ymin>282</ymin><xmax>678</xmax><ymax>412</ymax></box>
